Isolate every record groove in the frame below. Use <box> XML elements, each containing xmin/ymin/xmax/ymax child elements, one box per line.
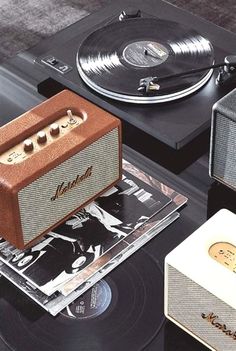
<box><xmin>0</xmin><ymin>249</ymin><xmax>164</xmax><ymax>351</ymax></box>
<box><xmin>77</xmin><ymin>17</ymin><xmax>214</xmax><ymax>103</ymax></box>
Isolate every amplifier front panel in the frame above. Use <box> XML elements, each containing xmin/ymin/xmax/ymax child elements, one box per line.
<box><xmin>167</xmin><ymin>265</ymin><xmax>236</xmax><ymax>351</ymax></box>
<box><xmin>211</xmin><ymin>113</ymin><xmax>236</xmax><ymax>190</ymax></box>
<box><xmin>18</xmin><ymin>127</ymin><xmax>120</xmax><ymax>244</ymax></box>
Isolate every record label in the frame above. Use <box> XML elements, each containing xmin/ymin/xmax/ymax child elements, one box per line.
<box><xmin>62</xmin><ymin>280</ymin><xmax>112</xmax><ymax>320</ymax></box>
<box><xmin>122</xmin><ymin>41</ymin><xmax>169</xmax><ymax>68</ymax></box>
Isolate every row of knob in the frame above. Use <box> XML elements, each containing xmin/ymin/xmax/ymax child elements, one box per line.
<box><xmin>23</xmin><ymin>123</ymin><xmax>60</xmax><ymax>152</ymax></box>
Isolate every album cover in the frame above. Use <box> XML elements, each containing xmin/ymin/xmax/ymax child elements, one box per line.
<box><xmin>59</xmin><ymin>159</ymin><xmax>187</xmax><ymax>296</ymax></box>
<box><xmin>0</xmin><ymin>159</ymin><xmax>187</xmax><ymax>315</ymax></box>
<box><xmin>0</xmin><ymin>160</ymin><xmax>172</xmax><ymax>296</ymax></box>
<box><xmin>0</xmin><ymin>211</ymin><xmax>178</xmax><ymax>316</ymax></box>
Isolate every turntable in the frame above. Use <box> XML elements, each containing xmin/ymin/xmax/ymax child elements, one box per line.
<box><xmin>25</xmin><ymin>0</ymin><xmax>236</xmax><ymax>153</ymax></box>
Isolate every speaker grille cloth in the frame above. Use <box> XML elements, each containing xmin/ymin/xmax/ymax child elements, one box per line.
<box><xmin>18</xmin><ymin>128</ymin><xmax>120</xmax><ymax>244</ymax></box>
<box><xmin>167</xmin><ymin>265</ymin><xmax>236</xmax><ymax>351</ymax></box>
<box><xmin>212</xmin><ymin>113</ymin><xmax>236</xmax><ymax>189</ymax></box>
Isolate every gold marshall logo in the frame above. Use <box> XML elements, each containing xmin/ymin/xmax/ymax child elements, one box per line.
<box><xmin>201</xmin><ymin>312</ymin><xmax>236</xmax><ymax>340</ymax></box>
<box><xmin>51</xmin><ymin>166</ymin><xmax>93</xmax><ymax>201</ymax></box>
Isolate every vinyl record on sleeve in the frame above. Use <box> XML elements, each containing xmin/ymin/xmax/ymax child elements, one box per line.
<box><xmin>77</xmin><ymin>17</ymin><xmax>214</xmax><ymax>103</ymax></box>
<box><xmin>0</xmin><ymin>249</ymin><xmax>164</xmax><ymax>351</ymax></box>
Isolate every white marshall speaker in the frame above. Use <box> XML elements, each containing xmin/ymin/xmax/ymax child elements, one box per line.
<box><xmin>209</xmin><ymin>88</ymin><xmax>236</xmax><ymax>191</ymax></box>
<box><xmin>165</xmin><ymin>209</ymin><xmax>236</xmax><ymax>351</ymax></box>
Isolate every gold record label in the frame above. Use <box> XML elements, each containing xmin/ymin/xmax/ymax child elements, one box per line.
<box><xmin>209</xmin><ymin>242</ymin><xmax>236</xmax><ymax>273</ymax></box>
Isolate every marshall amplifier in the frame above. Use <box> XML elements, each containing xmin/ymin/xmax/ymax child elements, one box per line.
<box><xmin>165</xmin><ymin>209</ymin><xmax>236</xmax><ymax>351</ymax></box>
<box><xmin>0</xmin><ymin>90</ymin><xmax>122</xmax><ymax>249</ymax></box>
<box><xmin>209</xmin><ymin>88</ymin><xmax>236</xmax><ymax>191</ymax></box>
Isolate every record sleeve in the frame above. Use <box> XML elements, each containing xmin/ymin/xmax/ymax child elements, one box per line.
<box><xmin>0</xmin><ymin>212</ymin><xmax>178</xmax><ymax>316</ymax></box>
<box><xmin>0</xmin><ymin>160</ymin><xmax>172</xmax><ymax>296</ymax></box>
<box><xmin>59</xmin><ymin>159</ymin><xmax>186</xmax><ymax>296</ymax></box>
<box><xmin>0</xmin><ymin>159</ymin><xmax>187</xmax><ymax>315</ymax></box>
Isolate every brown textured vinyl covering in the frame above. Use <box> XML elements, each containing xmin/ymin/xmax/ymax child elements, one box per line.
<box><xmin>0</xmin><ymin>90</ymin><xmax>122</xmax><ymax>248</ymax></box>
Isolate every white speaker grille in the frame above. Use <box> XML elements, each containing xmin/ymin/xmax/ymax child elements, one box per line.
<box><xmin>211</xmin><ymin>112</ymin><xmax>236</xmax><ymax>189</ymax></box>
<box><xmin>167</xmin><ymin>265</ymin><xmax>236</xmax><ymax>351</ymax></box>
<box><xmin>18</xmin><ymin>128</ymin><xmax>120</xmax><ymax>244</ymax></box>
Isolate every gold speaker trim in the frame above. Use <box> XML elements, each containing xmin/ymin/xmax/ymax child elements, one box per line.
<box><xmin>209</xmin><ymin>242</ymin><xmax>236</xmax><ymax>273</ymax></box>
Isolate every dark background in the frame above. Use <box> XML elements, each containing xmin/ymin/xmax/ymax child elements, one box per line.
<box><xmin>0</xmin><ymin>0</ymin><xmax>235</xmax><ymax>63</ymax></box>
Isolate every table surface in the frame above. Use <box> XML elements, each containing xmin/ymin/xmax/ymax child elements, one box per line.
<box><xmin>0</xmin><ymin>0</ymin><xmax>235</xmax><ymax>350</ymax></box>
<box><xmin>0</xmin><ymin>57</ymin><xmax>212</xmax><ymax>351</ymax></box>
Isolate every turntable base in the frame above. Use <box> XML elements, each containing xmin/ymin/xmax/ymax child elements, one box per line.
<box><xmin>20</xmin><ymin>0</ymin><xmax>236</xmax><ymax>150</ymax></box>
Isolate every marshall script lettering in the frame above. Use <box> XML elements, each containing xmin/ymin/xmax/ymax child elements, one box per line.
<box><xmin>51</xmin><ymin>166</ymin><xmax>93</xmax><ymax>201</ymax></box>
<box><xmin>201</xmin><ymin>312</ymin><xmax>236</xmax><ymax>340</ymax></box>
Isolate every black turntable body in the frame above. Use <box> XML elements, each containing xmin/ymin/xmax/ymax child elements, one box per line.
<box><xmin>0</xmin><ymin>0</ymin><xmax>236</xmax><ymax>350</ymax></box>
<box><xmin>31</xmin><ymin>0</ymin><xmax>236</xmax><ymax>152</ymax></box>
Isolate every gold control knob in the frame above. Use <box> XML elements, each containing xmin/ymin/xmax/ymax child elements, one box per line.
<box><xmin>23</xmin><ymin>139</ymin><xmax>34</xmax><ymax>152</ymax></box>
<box><xmin>37</xmin><ymin>131</ymin><xmax>47</xmax><ymax>144</ymax></box>
<box><xmin>50</xmin><ymin>123</ymin><xmax>60</xmax><ymax>136</ymax></box>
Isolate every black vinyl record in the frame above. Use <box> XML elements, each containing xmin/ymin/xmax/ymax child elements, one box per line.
<box><xmin>0</xmin><ymin>249</ymin><xmax>164</xmax><ymax>351</ymax></box>
<box><xmin>77</xmin><ymin>17</ymin><xmax>214</xmax><ymax>103</ymax></box>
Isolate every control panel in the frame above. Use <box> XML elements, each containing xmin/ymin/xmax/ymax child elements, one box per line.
<box><xmin>41</xmin><ymin>56</ymin><xmax>72</xmax><ymax>74</ymax></box>
<box><xmin>209</xmin><ymin>242</ymin><xmax>236</xmax><ymax>273</ymax></box>
<box><xmin>0</xmin><ymin>110</ymin><xmax>87</xmax><ymax>164</ymax></box>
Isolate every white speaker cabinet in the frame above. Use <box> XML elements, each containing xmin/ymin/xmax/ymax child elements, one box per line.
<box><xmin>165</xmin><ymin>209</ymin><xmax>236</xmax><ymax>351</ymax></box>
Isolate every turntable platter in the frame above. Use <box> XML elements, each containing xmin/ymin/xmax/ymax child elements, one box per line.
<box><xmin>77</xmin><ymin>17</ymin><xmax>214</xmax><ymax>103</ymax></box>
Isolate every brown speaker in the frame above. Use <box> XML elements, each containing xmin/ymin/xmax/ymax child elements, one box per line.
<box><xmin>209</xmin><ymin>88</ymin><xmax>236</xmax><ymax>191</ymax></box>
<box><xmin>0</xmin><ymin>90</ymin><xmax>122</xmax><ymax>249</ymax></box>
